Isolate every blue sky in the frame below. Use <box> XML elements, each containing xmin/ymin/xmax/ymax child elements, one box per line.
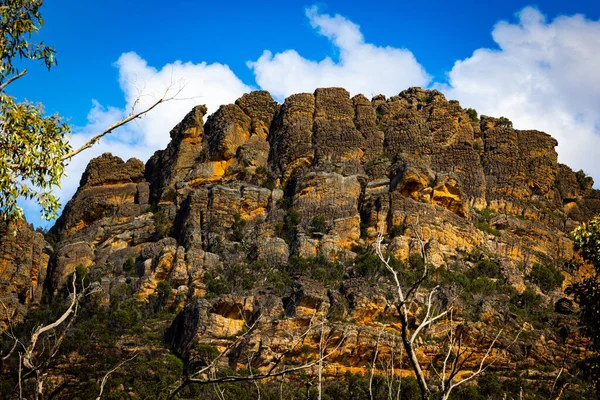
<box><xmin>10</xmin><ymin>0</ymin><xmax>600</xmax><ymax>227</ymax></box>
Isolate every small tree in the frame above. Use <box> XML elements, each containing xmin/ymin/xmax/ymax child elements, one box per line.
<box><xmin>566</xmin><ymin>215</ymin><xmax>600</xmax><ymax>395</ymax></box>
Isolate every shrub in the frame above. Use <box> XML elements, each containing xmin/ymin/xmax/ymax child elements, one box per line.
<box><xmin>527</xmin><ymin>263</ymin><xmax>564</xmax><ymax>292</ymax></box>
<box><xmin>478</xmin><ymin>373</ymin><xmax>504</xmax><ymax>399</ymax></box>
<box><xmin>123</xmin><ymin>257</ymin><xmax>137</xmax><ymax>275</ymax></box>
<box><xmin>153</xmin><ymin>209</ymin><xmax>171</xmax><ymax>238</ymax></box>
<box><xmin>475</xmin><ymin>221</ymin><xmax>501</xmax><ymax>237</ymax></box>
<box><xmin>309</xmin><ymin>215</ymin><xmax>328</xmax><ymax>235</ymax></box>
<box><xmin>433</xmin><ymin>267</ymin><xmax>470</xmax><ymax>289</ymax></box>
<box><xmin>467</xmin><ymin>259</ymin><xmax>502</xmax><ymax>280</ymax></box>
<box><xmin>469</xmin><ymin>277</ymin><xmax>498</xmax><ymax>294</ymax></box>
<box><xmin>156</xmin><ymin>281</ymin><xmax>172</xmax><ymax>301</ymax></box>
<box><xmin>267</xmin><ymin>269</ymin><xmax>293</xmax><ymax>296</ymax></box>
<box><xmin>231</xmin><ymin>212</ymin><xmax>246</xmax><ymax>242</ymax></box>
<box><xmin>512</xmin><ymin>288</ymin><xmax>542</xmax><ymax>309</ymax></box>
<box><xmin>475</xmin><ymin>207</ymin><xmax>493</xmax><ymax>222</ymax></box>
<box><xmin>193</xmin><ymin>343</ymin><xmax>219</xmax><ymax>363</ymax></box>
<box><xmin>227</xmin><ymin>264</ymin><xmax>256</xmax><ymax>292</ymax></box>
<box><xmin>286</xmin><ymin>255</ymin><xmax>344</xmax><ymax>285</ymax></box>
<box><xmin>575</xmin><ymin>169</ymin><xmax>593</xmax><ymax>190</ymax></box>
<box><xmin>497</xmin><ymin>116</ymin><xmax>513</xmax><ymax>128</ymax></box>
<box><xmin>354</xmin><ymin>252</ymin><xmax>385</xmax><ymax>280</ymax></box>
<box><xmin>161</xmin><ymin>187</ymin><xmax>177</xmax><ymax>203</ymax></box>
<box><xmin>465</xmin><ymin>108</ymin><xmax>479</xmax><ymax>123</ymax></box>
<box><xmin>204</xmin><ymin>267</ymin><xmax>229</xmax><ymax>298</ymax></box>
<box><xmin>204</xmin><ymin>263</ymin><xmax>257</xmax><ymax>298</ymax></box>
<box><xmin>389</xmin><ymin>223</ymin><xmax>405</xmax><ymax>238</ymax></box>
<box><xmin>276</xmin><ymin>208</ymin><xmax>300</xmax><ymax>245</ymax></box>
<box><xmin>359</xmin><ymin>222</ymin><xmax>368</xmax><ymax>239</ymax></box>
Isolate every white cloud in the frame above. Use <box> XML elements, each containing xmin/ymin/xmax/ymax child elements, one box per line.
<box><xmin>22</xmin><ymin>53</ymin><xmax>251</xmax><ymax>228</ymax></box>
<box><xmin>440</xmin><ymin>7</ymin><xmax>600</xmax><ymax>182</ymax></box>
<box><xmin>23</xmin><ymin>6</ymin><xmax>600</xmax><ymax>228</ymax></box>
<box><xmin>248</xmin><ymin>6</ymin><xmax>430</xmax><ymax>100</ymax></box>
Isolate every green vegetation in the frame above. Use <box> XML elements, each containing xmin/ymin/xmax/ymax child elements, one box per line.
<box><xmin>204</xmin><ymin>263</ymin><xmax>258</xmax><ymax>299</ymax></box>
<box><xmin>276</xmin><ymin>208</ymin><xmax>300</xmax><ymax>245</ymax></box>
<box><xmin>466</xmin><ymin>259</ymin><xmax>502</xmax><ymax>280</ymax></box>
<box><xmin>0</xmin><ymin>0</ymin><xmax>70</xmax><ymax>221</ymax></box>
<box><xmin>308</xmin><ymin>215</ymin><xmax>328</xmax><ymax>235</ymax></box>
<box><xmin>566</xmin><ymin>215</ymin><xmax>600</xmax><ymax>395</ymax></box>
<box><xmin>474</xmin><ymin>221</ymin><xmax>501</xmax><ymax>236</ymax></box>
<box><xmin>496</xmin><ymin>116</ymin><xmax>513</xmax><ymax>128</ymax></box>
<box><xmin>389</xmin><ymin>223</ymin><xmax>405</xmax><ymax>238</ymax></box>
<box><xmin>465</xmin><ymin>107</ymin><xmax>479</xmax><ymax>123</ymax></box>
<box><xmin>255</xmin><ymin>165</ymin><xmax>277</xmax><ymax>190</ymax></box>
<box><xmin>122</xmin><ymin>256</ymin><xmax>137</xmax><ymax>275</ymax></box>
<box><xmin>359</xmin><ymin>221</ymin><xmax>368</xmax><ymax>238</ymax></box>
<box><xmin>161</xmin><ymin>187</ymin><xmax>177</xmax><ymax>203</ymax></box>
<box><xmin>474</xmin><ymin>207</ymin><xmax>501</xmax><ymax>236</ymax></box>
<box><xmin>475</xmin><ymin>207</ymin><xmax>494</xmax><ymax>222</ymax></box>
<box><xmin>152</xmin><ymin>208</ymin><xmax>172</xmax><ymax>238</ymax></box>
<box><xmin>575</xmin><ymin>169</ymin><xmax>593</xmax><ymax>191</ymax></box>
<box><xmin>353</xmin><ymin>252</ymin><xmax>386</xmax><ymax>281</ymax></box>
<box><xmin>526</xmin><ymin>263</ymin><xmax>564</xmax><ymax>292</ymax></box>
<box><xmin>231</xmin><ymin>212</ymin><xmax>247</xmax><ymax>242</ymax></box>
<box><xmin>286</xmin><ymin>255</ymin><xmax>344</xmax><ymax>285</ymax></box>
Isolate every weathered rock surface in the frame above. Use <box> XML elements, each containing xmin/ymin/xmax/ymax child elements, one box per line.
<box><xmin>4</xmin><ymin>87</ymin><xmax>599</xmax><ymax>393</ymax></box>
<box><xmin>0</xmin><ymin>220</ymin><xmax>50</xmax><ymax>325</ymax></box>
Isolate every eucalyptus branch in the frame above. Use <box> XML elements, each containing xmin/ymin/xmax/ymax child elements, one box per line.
<box><xmin>0</xmin><ymin>69</ymin><xmax>27</xmax><ymax>92</ymax></box>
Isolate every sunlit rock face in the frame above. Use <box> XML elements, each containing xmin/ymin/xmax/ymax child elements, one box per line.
<box><xmin>5</xmin><ymin>87</ymin><xmax>599</xmax><ymax>386</ymax></box>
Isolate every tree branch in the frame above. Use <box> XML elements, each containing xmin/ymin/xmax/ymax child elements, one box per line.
<box><xmin>0</xmin><ymin>69</ymin><xmax>27</xmax><ymax>92</ymax></box>
<box><xmin>96</xmin><ymin>353</ymin><xmax>138</xmax><ymax>400</ymax></box>
<box><xmin>61</xmin><ymin>85</ymin><xmax>184</xmax><ymax>161</ymax></box>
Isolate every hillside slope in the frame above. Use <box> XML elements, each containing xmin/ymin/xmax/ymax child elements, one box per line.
<box><xmin>1</xmin><ymin>87</ymin><xmax>598</xmax><ymax>399</ymax></box>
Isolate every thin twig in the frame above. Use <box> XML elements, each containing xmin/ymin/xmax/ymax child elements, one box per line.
<box><xmin>96</xmin><ymin>353</ymin><xmax>138</xmax><ymax>400</ymax></box>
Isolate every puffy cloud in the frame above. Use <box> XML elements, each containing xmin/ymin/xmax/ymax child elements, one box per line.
<box><xmin>440</xmin><ymin>7</ymin><xmax>600</xmax><ymax>181</ymax></box>
<box><xmin>23</xmin><ymin>6</ymin><xmax>600</xmax><ymax>228</ymax></box>
<box><xmin>23</xmin><ymin>53</ymin><xmax>250</xmax><ymax>227</ymax></box>
<box><xmin>248</xmin><ymin>6</ymin><xmax>430</xmax><ymax>100</ymax></box>
<box><xmin>114</xmin><ymin>53</ymin><xmax>251</xmax><ymax>149</ymax></box>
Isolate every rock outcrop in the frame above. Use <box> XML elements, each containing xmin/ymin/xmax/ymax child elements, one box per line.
<box><xmin>3</xmin><ymin>87</ymin><xmax>598</xmax><ymax>396</ymax></box>
<box><xmin>0</xmin><ymin>220</ymin><xmax>50</xmax><ymax>325</ymax></box>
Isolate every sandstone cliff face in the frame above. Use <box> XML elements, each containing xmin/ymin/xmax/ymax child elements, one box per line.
<box><xmin>4</xmin><ymin>87</ymin><xmax>598</xmax><ymax>393</ymax></box>
<box><xmin>0</xmin><ymin>220</ymin><xmax>50</xmax><ymax>326</ymax></box>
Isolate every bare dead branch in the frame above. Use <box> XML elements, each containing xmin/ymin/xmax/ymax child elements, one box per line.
<box><xmin>23</xmin><ymin>272</ymin><xmax>78</xmax><ymax>370</ymax></box>
<box><xmin>61</xmin><ymin>84</ymin><xmax>184</xmax><ymax>161</ymax></box>
<box><xmin>168</xmin><ymin>312</ymin><xmax>347</xmax><ymax>399</ymax></box>
<box><xmin>1</xmin><ymin>301</ymin><xmax>22</xmax><ymax>361</ymax></box>
<box><xmin>369</xmin><ymin>328</ymin><xmax>383</xmax><ymax>400</ymax></box>
<box><xmin>96</xmin><ymin>353</ymin><xmax>138</xmax><ymax>400</ymax></box>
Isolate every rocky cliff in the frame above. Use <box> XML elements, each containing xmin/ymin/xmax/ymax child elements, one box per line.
<box><xmin>1</xmin><ymin>87</ymin><xmax>598</xmax><ymax>398</ymax></box>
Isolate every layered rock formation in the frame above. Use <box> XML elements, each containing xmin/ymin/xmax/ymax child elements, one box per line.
<box><xmin>0</xmin><ymin>220</ymin><xmax>50</xmax><ymax>325</ymax></box>
<box><xmin>2</xmin><ymin>87</ymin><xmax>598</xmax><ymax>395</ymax></box>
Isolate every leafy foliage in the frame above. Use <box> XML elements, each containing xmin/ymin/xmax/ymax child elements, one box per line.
<box><xmin>474</xmin><ymin>221</ymin><xmax>501</xmax><ymax>237</ymax></box>
<box><xmin>566</xmin><ymin>215</ymin><xmax>600</xmax><ymax>394</ymax></box>
<box><xmin>575</xmin><ymin>169</ymin><xmax>593</xmax><ymax>191</ymax></box>
<box><xmin>231</xmin><ymin>212</ymin><xmax>247</xmax><ymax>242</ymax></box>
<box><xmin>286</xmin><ymin>255</ymin><xmax>344</xmax><ymax>285</ymax></box>
<box><xmin>0</xmin><ymin>0</ymin><xmax>72</xmax><ymax>220</ymax></box>
<box><xmin>308</xmin><ymin>215</ymin><xmax>328</xmax><ymax>235</ymax></box>
<box><xmin>526</xmin><ymin>263</ymin><xmax>564</xmax><ymax>292</ymax></box>
<box><xmin>276</xmin><ymin>208</ymin><xmax>300</xmax><ymax>245</ymax></box>
<box><xmin>496</xmin><ymin>116</ymin><xmax>513</xmax><ymax>128</ymax></box>
<box><xmin>465</xmin><ymin>108</ymin><xmax>479</xmax><ymax>123</ymax></box>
